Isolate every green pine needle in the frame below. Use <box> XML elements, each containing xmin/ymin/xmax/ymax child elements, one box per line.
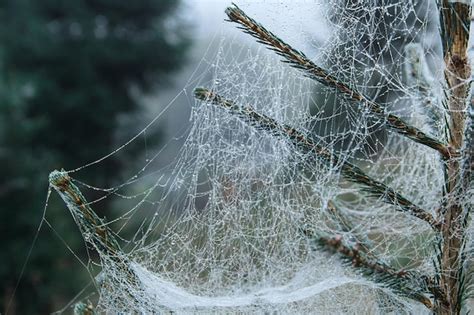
<box><xmin>225</xmin><ymin>4</ymin><xmax>451</xmax><ymax>159</ymax></box>
<box><xmin>194</xmin><ymin>88</ymin><xmax>440</xmax><ymax>230</ymax></box>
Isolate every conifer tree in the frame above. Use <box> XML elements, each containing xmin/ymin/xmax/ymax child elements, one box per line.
<box><xmin>49</xmin><ymin>2</ymin><xmax>472</xmax><ymax>314</ymax></box>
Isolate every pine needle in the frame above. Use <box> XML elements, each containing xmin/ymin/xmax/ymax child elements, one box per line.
<box><xmin>49</xmin><ymin>169</ymin><xmax>138</xmax><ymax>284</ymax></box>
<box><xmin>315</xmin><ymin>234</ymin><xmax>434</xmax><ymax>310</ymax></box>
<box><xmin>326</xmin><ymin>200</ymin><xmax>374</xmax><ymax>254</ymax></box>
<box><xmin>225</xmin><ymin>3</ymin><xmax>452</xmax><ymax>159</ymax></box>
<box><xmin>194</xmin><ymin>88</ymin><xmax>441</xmax><ymax>230</ymax></box>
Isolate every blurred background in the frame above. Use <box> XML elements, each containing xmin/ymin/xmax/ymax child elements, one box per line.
<box><xmin>0</xmin><ymin>1</ymin><xmax>215</xmax><ymax>313</ymax></box>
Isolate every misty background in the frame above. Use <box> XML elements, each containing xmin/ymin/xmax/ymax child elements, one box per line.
<box><xmin>0</xmin><ymin>1</ymin><xmax>327</xmax><ymax>313</ymax></box>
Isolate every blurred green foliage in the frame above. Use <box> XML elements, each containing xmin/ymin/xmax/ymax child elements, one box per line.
<box><xmin>0</xmin><ymin>0</ymin><xmax>190</xmax><ymax>313</ymax></box>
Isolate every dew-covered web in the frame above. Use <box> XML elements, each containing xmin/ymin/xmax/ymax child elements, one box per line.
<box><xmin>47</xmin><ymin>1</ymin><xmax>472</xmax><ymax>314</ymax></box>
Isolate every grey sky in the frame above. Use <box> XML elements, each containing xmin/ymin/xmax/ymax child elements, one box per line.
<box><xmin>137</xmin><ymin>1</ymin><xmax>332</xmax><ymax>166</ymax></box>
<box><xmin>184</xmin><ymin>0</ymin><xmax>330</xmax><ymax>54</ymax></box>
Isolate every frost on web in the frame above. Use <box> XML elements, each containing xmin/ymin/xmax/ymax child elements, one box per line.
<box><xmin>48</xmin><ymin>1</ymin><xmax>473</xmax><ymax>314</ymax></box>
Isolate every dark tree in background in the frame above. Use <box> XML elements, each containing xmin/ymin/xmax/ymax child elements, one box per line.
<box><xmin>0</xmin><ymin>0</ymin><xmax>190</xmax><ymax>313</ymax></box>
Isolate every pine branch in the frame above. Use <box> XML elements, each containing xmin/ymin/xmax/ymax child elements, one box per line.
<box><xmin>50</xmin><ymin>170</ymin><xmax>121</xmax><ymax>255</ymax></box>
<box><xmin>49</xmin><ymin>170</ymin><xmax>157</xmax><ymax>311</ymax></box>
<box><xmin>49</xmin><ymin>170</ymin><xmax>138</xmax><ymax>284</ymax></box>
<box><xmin>326</xmin><ymin>200</ymin><xmax>354</xmax><ymax>233</ymax></box>
<box><xmin>315</xmin><ymin>234</ymin><xmax>434</xmax><ymax>310</ymax></box>
<box><xmin>326</xmin><ymin>200</ymin><xmax>373</xmax><ymax>254</ymax></box>
<box><xmin>323</xmin><ymin>201</ymin><xmax>417</xmax><ymax>285</ymax></box>
<box><xmin>194</xmin><ymin>88</ymin><xmax>440</xmax><ymax>230</ymax></box>
<box><xmin>225</xmin><ymin>4</ymin><xmax>452</xmax><ymax>159</ymax></box>
<box><xmin>324</xmin><ymin>200</ymin><xmax>401</xmax><ymax>274</ymax></box>
<box><xmin>74</xmin><ymin>301</ymin><xmax>96</xmax><ymax>315</ymax></box>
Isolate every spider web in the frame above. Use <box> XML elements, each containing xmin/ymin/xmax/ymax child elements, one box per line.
<box><xmin>46</xmin><ymin>1</ymin><xmax>472</xmax><ymax>314</ymax></box>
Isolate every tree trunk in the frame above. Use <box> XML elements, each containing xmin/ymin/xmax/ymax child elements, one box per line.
<box><xmin>437</xmin><ymin>1</ymin><xmax>471</xmax><ymax>314</ymax></box>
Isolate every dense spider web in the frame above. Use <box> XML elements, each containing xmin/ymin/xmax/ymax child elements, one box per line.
<box><xmin>48</xmin><ymin>1</ymin><xmax>473</xmax><ymax>314</ymax></box>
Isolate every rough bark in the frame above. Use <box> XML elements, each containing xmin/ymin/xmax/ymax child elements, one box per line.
<box><xmin>437</xmin><ymin>1</ymin><xmax>472</xmax><ymax>314</ymax></box>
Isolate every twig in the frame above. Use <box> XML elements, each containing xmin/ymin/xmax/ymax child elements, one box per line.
<box><xmin>326</xmin><ymin>200</ymin><xmax>373</xmax><ymax>254</ymax></box>
<box><xmin>50</xmin><ymin>170</ymin><xmax>121</xmax><ymax>255</ymax></box>
<box><xmin>316</xmin><ymin>234</ymin><xmax>433</xmax><ymax>310</ymax></box>
<box><xmin>49</xmin><ymin>170</ymin><xmax>138</xmax><ymax>284</ymax></box>
<box><xmin>225</xmin><ymin>4</ymin><xmax>452</xmax><ymax>159</ymax></box>
<box><xmin>73</xmin><ymin>301</ymin><xmax>96</xmax><ymax>315</ymax></box>
<box><xmin>194</xmin><ymin>88</ymin><xmax>440</xmax><ymax>230</ymax></box>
